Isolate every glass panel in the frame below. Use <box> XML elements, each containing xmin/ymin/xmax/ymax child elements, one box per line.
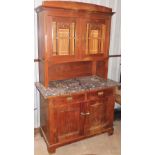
<box><xmin>86</xmin><ymin>24</ymin><xmax>89</xmax><ymax>55</ymax></box>
<box><xmin>58</xmin><ymin>28</ymin><xmax>70</xmax><ymax>55</ymax></box>
<box><xmin>101</xmin><ymin>24</ymin><xmax>106</xmax><ymax>53</ymax></box>
<box><xmin>86</xmin><ymin>23</ymin><xmax>106</xmax><ymax>55</ymax></box>
<box><xmin>52</xmin><ymin>21</ymin><xmax>75</xmax><ymax>56</ymax></box>
<box><xmin>89</xmin><ymin>30</ymin><xmax>99</xmax><ymax>54</ymax></box>
<box><xmin>70</xmin><ymin>23</ymin><xmax>75</xmax><ymax>55</ymax></box>
<box><xmin>52</xmin><ymin>22</ymin><xmax>57</xmax><ymax>55</ymax></box>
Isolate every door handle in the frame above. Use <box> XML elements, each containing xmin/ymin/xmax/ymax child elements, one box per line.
<box><xmin>80</xmin><ymin>112</ymin><xmax>85</xmax><ymax>116</ymax></box>
<box><xmin>80</xmin><ymin>112</ymin><xmax>90</xmax><ymax>116</ymax></box>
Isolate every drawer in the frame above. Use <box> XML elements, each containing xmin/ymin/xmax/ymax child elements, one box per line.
<box><xmin>52</xmin><ymin>94</ymin><xmax>85</xmax><ymax>105</ymax></box>
<box><xmin>87</xmin><ymin>89</ymin><xmax>114</xmax><ymax>101</ymax></box>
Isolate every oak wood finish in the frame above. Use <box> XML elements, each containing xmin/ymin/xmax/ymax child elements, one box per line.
<box><xmin>36</xmin><ymin>1</ymin><xmax>115</xmax><ymax>153</ymax></box>
<box><xmin>48</xmin><ymin>61</ymin><xmax>92</xmax><ymax>81</ymax></box>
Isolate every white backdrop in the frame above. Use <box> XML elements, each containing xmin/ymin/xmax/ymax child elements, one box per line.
<box><xmin>34</xmin><ymin>0</ymin><xmax>121</xmax><ymax>128</ymax></box>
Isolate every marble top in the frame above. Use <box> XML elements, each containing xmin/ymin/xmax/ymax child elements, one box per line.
<box><xmin>35</xmin><ymin>75</ymin><xmax>120</xmax><ymax>98</ymax></box>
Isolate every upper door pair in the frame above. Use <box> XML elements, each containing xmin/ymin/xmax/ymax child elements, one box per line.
<box><xmin>46</xmin><ymin>15</ymin><xmax>108</xmax><ymax>63</ymax></box>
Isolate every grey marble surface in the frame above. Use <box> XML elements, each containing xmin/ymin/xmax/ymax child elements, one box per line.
<box><xmin>35</xmin><ymin>75</ymin><xmax>120</xmax><ymax>98</ymax></box>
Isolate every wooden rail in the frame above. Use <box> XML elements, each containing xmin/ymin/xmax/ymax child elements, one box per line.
<box><xmin>34</xmin><ymin>55</ymin><xmax>121</xmax><ymax>62</ymax></box>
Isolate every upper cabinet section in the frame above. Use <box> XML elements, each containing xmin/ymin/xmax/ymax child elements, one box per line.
<box><xmin>36</xmin><ymin>1</ymin><xmax>114</xmax><ymax>64</ymax></box>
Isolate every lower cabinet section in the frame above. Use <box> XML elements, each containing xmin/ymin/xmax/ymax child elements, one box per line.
<box><xmin>40</xmin><ymin>88</ymin><xmax>115</xmax><ymax>153</ymax></box>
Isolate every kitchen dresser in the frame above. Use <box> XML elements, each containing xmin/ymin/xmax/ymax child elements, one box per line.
<box><xmin>35</xmin><ymin>1</ymin><xmax>118</xmax><ymax>154</ymax></box>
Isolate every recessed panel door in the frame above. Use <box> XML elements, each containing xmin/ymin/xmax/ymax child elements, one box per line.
<box><xmin>47</xmin><ymin>16</ymin><xmax>79</xmax><ymax>63</ymax></box>
<box><xmin>55</xmin><ymin>102</ymin><xmax>84</xmax><ymax>143</ymax></box>
<box><xmin>79</xmin><ymin>18</ymin><xmax>109</xmax><ymax>61</ymax></box>
<box><xmin>85</xmin><ymin>96</ymin><xmax>114</xmax><ymax>136</ymax></box>
<box><xmin>85</xmin><ymin>23</ymin><xmax>106</xmax><ymax>55</ymax></box>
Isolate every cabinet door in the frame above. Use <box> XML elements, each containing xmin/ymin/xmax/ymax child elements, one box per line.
<box><xmin>85</xmin><ymin>96</ymin><xmax>115</xmax><ymax>135</ymax></box>
<box><xmin>47</xmin><ymin>16</ymin><xmax>79</xmax><ymax>63</ymax></box>
<box><xmin>55</xmin><ymin>102</ymin><xmax>84</xmax><ymax>143</ymax></box>
<box><xmin>81</xmin><ymin>19</ymin><xmax>107</xmax><ymax>59</ymax></box>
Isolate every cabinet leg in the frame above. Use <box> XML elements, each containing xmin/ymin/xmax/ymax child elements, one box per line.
<box><xmin>48</xmin><ymin>147</ymin><xmax>56</xmax><ymax>154</ymax></box>
<box><xmin>108</xmin><ymin>128</ymin><xmax>114</xmax><ymax>136</ymax></box>
<box><xmin>48</xmin><ymin>152</ymin><xmax>55</xmax><ymax>155</ymax></box>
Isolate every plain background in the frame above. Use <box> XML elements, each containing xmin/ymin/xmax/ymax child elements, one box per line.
<box><xmin>0</xmin><ymin>0</ymin><xmax>155</xmax><ymax>155</ymax></box>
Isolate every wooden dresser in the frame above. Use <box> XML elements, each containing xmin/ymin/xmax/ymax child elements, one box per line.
<box><xmin>35</xmin><ymin>1</ymin><xmax>118</xmax><ymax>153</ymax></box>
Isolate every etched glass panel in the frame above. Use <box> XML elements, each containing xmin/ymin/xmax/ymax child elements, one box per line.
<box><xmin>52</xmin><ymin>22</ymin><xmax>57</xmax><ymax>55</ymax></box>
<box><xmin>89</xmin><ymin>30</ymin><xmax>99</xmax><ymax>54</ymax></box>
<box><xmin>70</xmin><ymin>23</ymin><xmax>75</xmax><ymax>55</ymax></box>
<box><xmin>86</xmin><ymin>23</ymin><xmax>106</xmax><ymax>55</ymax></box>
<box><xmin>58</xmin><ymin>29</ymin><xmax>70</xmax><ymax>55</ymax></box>
<box><xmin>52</xmin><ymin>22</ymin><xmax>75</xmax><ymax>56</ymax></box>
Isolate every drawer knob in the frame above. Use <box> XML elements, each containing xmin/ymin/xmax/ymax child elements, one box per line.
<box><xmin>66</xmin><ymin>96</ymin><xmax>73</xmax><ymax>101</ymax></box>
<box><xmin>80</xmin><ymin>112</ymin><xmax>85</xmax><ymax>116</ymax></box>
<box><xmin>85</xmin><ymin>112</ymin><xmax>90</xmax><ymax>115</ymax></box>
<box><xmin>98</xmin><ymin>91</ymin><xmax>104</xmax><ymax>96</ymax></box>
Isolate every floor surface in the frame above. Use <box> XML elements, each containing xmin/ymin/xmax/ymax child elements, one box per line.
<box><xmin>34</xmin><ymin>121</ymin><xmax>121</xmax><ymax>155</ymax></box>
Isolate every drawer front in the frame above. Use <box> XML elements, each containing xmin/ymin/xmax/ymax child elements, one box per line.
<box><xmin>87</xmin><ymin>88</ymin><xmax>114</xmax><ymax>101</ymax></box>
<box><xmin>52</xmin><ymin>94</ymin><xmax>85</xmax><ymax>106</ymax></box>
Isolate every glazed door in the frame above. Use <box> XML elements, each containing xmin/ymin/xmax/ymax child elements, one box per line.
<box><xmin>55</xmin><ymin>102</ymin><xmax>84</xmax><ymax>143</ymax></box>
<box><xmin>85</xmin><ymin>96</ymin><xmax>115</xmax><ymax>135</ymax></box>
<box><xmin>81</xmin><ymin>19</ymin><xmax>107</xmax><ymax>60</ymax></box>
<box><xmin>47</xmin><ymin>16</ymin><xmax>79</xmax><ymax>63</ymax></box>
